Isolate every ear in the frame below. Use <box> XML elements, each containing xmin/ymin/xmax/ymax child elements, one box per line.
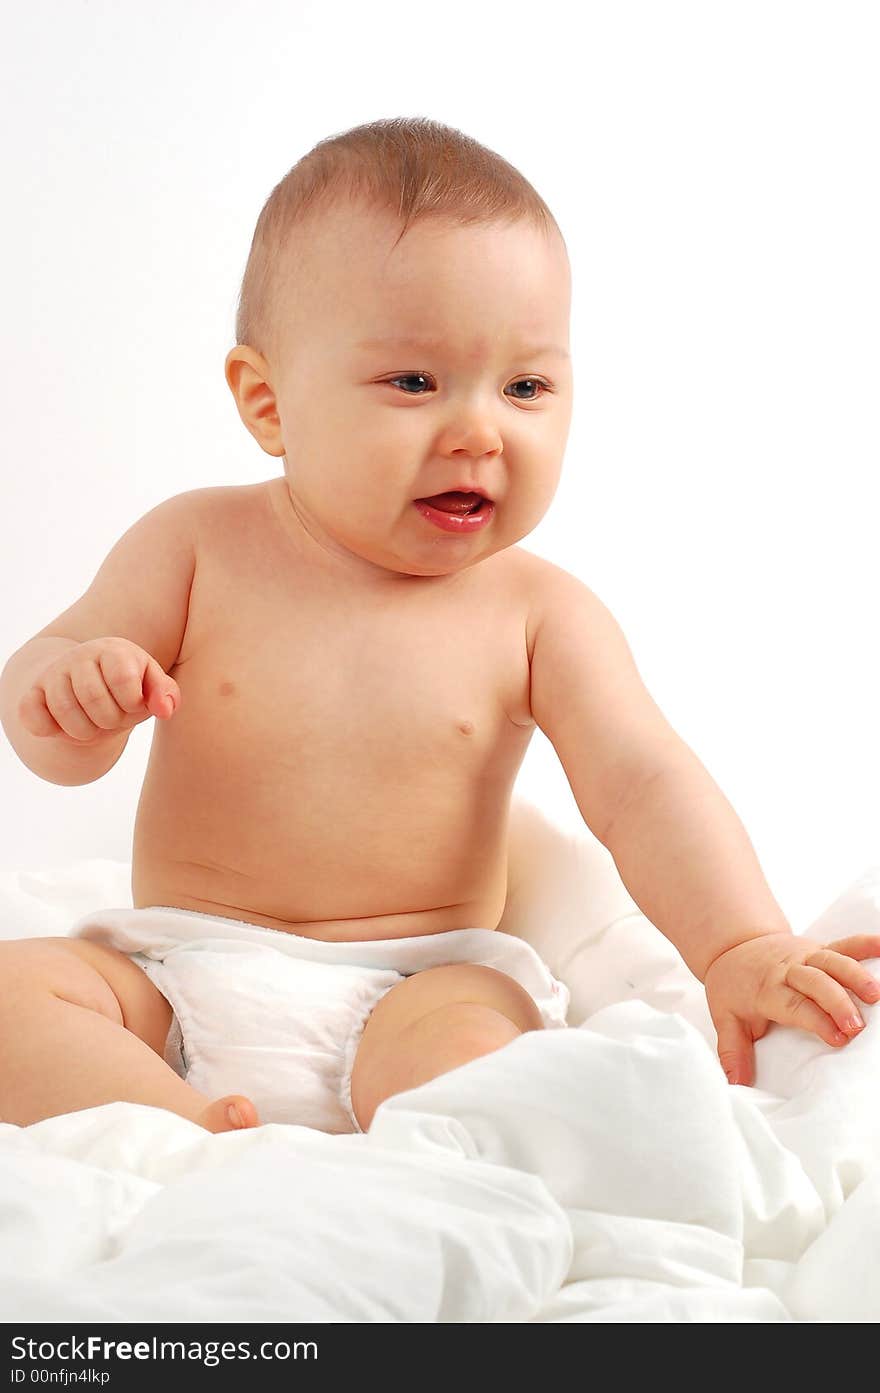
<box><xmin>224</xmin><ymin>346</ymin><xmax>285</xmax><ymax>457</ymax></box>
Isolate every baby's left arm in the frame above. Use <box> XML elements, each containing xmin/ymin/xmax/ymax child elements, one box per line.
<box><xmin>529</xmin><ymin>564</ymin><xmax>880</xmax><ymax>1083</ymax></box>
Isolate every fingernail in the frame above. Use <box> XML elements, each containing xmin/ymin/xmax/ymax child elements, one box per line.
<box><xmin>845</xmin><ymin>1015</ymin><xmax>864</xmax><ymax>1033</ymax></box>
<box><xmin>834</xmin><ymin>1031</ymin><xmax>848</xmax><ymax>1044</ymax></box>
<box><xmin>725</xmin><ymin>1069</ymin><xmax>738</xmax><ymax>1085</ymax></box>
<box><xmin>867</xmin><ymin>979</ymin><xmax>880</xmax><ymax>999</ymax></box>
<box><xmin>227</xmin><ymin>1104</ymin><xmax>243</xmax><ymax>1128</ymax></box>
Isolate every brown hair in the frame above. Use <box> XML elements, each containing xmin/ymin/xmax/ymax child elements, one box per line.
<box><xmin>233</xmin><ymin>116</ymin><xmax>564</xmax><ymax>358</ymax></box>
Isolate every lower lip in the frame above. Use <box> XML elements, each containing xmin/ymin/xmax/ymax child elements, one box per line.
<box><xmin>412</xmin><ymin>498</ymin><xmax>495</xmax><ymax>533</ymax></box>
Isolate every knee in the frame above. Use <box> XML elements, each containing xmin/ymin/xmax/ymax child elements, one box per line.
<box><xmin>410</xmin><ymin>1000</ymin><xmax>523</xmax><ymax>1054</ymax></box>
<box><xmin>0</xmin><ymin>937</ymin><xmax>124</xmax><ymax>1024</ymax></box>
<box><xmin>349</xmin><ymin>962</ymin><xmax>546</xmax><ymax>1132</ymax></box>
<box><xmin>401</xmin><ymin>963</ymin><xmax>546</xmax><ymax>1036</ymax></box>
<box><xmin>0</xmin><ymin>938</ymin><xmax>172</xmax><ymax>1056</ymax></box>
<box><xmin>351</xmin><ymin>1002</ymin><xmax>523</xmax><ymax>1132</ymax></box>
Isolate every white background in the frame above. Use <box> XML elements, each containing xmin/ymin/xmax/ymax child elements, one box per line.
<box><xmin>1</xmin><ymin>0</ymin><xmax>877</xmax><ymax>931</ymax></box>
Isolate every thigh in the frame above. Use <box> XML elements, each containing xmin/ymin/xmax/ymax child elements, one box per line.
<box><xmin>1</xmin><ymin>936</ymin><xmax>172</xmax><ymax>1056</ymax></box>
<box><xmin>353</xmin><ymin>961</ymin><xmax>544</xmax><ymax>1081</ymax></box>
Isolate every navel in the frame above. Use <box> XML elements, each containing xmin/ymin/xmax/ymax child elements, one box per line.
<box><xmin>218</xmin><ymin>681</ymin><xmax>236</xmax><ymax>698</ymax></box>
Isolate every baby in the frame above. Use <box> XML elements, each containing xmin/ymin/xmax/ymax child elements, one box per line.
<box><xmin>2</xmin><ymin>117</ymin><xmax>878</xmax><ymax>1137</ymax></box>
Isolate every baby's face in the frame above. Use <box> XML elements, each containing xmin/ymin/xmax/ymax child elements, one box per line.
<box><xmin>229</xmin><ymin>202</ymin><xmax>572</xmax><ymax>583</ymax></box>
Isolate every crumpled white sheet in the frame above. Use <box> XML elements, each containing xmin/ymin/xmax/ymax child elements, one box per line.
<box><xmin>1</xmin><ymin>803</ymin><xmax>879</xmax><ymax>1323</ymax></box>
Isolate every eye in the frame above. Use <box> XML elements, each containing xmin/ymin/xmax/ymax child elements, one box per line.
<box><xmin>506</xmin><ymin>378</ymin><xmax>551</xmax><ymax>402</ymax></box>
<box><xmin>387</xmin><ymin>374</ymin><xmax>433</xmax><ymax>395</ymax></box>
<box><xmin>384</xmin><ymin>374</ymin><xmax>552</xmax><ymax>400</ymax></box>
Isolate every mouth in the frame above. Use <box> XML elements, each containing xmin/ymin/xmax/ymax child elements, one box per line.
<box><xmin>412</xmin><ymin>491</ymin><xmax>495</xmax><ymax>534</ymax></box>
<box><xmin>414</xmin><ymin>490</ymin><xmax>490</xmax><ymax>515</ymax></box>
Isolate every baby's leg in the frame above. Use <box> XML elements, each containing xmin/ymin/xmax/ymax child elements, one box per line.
<box><xmin>350</xmin><ymin>963</ymin><xmax>545</xmax><ymax>1130</ymax></box>
<box><xmin>0</xmin><ymin>937</ymin><xmax>258</xmax><ymax>1132</ymax></box>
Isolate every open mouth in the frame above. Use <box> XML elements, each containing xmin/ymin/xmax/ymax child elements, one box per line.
<box><xmin>415</xmin><ymin>490</ymin><xmax>488</xmax><ymax>515</ymax></box>
<box><xmin>412</xmin><ymin>492</ymin><xmax>495</xmax><ymax>534</ymax></box>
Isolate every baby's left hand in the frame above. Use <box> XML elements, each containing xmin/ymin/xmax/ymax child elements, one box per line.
<box><xmin>704</xmin><ymin>931</ymin><xmax>880</xmax><ymax>1085</ymax></box>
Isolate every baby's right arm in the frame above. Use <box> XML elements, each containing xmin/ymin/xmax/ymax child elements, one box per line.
<box><xmin>0</xmin><ymin>491</ymin><xmax>197</xmax><ymax>786</ymax></box>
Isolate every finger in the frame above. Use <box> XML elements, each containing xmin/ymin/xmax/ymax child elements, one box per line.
<box><xmin>17</xmin><ymin>685</ymin><xmax>63</xmax><ymax>738</ymax></box>
<box><xmin>141</xmin><ymin>657</ymin><xmax>179</xmax><ymax>720</ymax></box>
<box><xmin>784</xmin><ymin>963</ymin><xmax>866</xmax><ymax>1036</ymax></box>
<box><xmin>42</xmin><ymin>671</ymin><xmax>102</xmax><ymax>741</ymax></box>
<box><xmin>97</xmin><ymin>648</ymin><xmax>148</xmax><ymax>716</ymax></box>
<box><xmin>715</xmin><ymin>1014</ymin><xmax>755</xmax><ymax>1086</ymax></box>
<box><xmin>803</xmin><ymin>947</ymin><xmax>880</xmax><ymax>1007</ymax></box>
<box><xmin>821</xmin><ymin>935</ymin><xmax>880</xmax><ymax>963</ymax></box>
<box><xmin>69</xmin><ymin>660</ymin><xmax>126</xmax><ymax>732</ymax></box>
<box><xmin>772</xmin><ymin>987</ymin><xmax>851</xmax><ymax>1049</ymax></box>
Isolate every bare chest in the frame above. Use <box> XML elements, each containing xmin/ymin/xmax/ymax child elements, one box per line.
<box><xmin>132</xmin><ymin>494</ymin><xmax>537</xmax><ymax>936</ymax></box>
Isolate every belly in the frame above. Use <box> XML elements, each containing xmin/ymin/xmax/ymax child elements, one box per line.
<box><xmin>131</xmin><ymin>698</ymin><xmax>534</xmax><ymax>941</ymax></box>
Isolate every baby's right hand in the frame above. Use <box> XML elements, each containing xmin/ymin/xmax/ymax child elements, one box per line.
<box><xmin>18</xmin><ymin>637</ymin><xmax>181</xmax><ymax>744</ymax></box>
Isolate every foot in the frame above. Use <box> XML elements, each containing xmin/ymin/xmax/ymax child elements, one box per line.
<box><xmin>197</xmin><ymin>1093</ymin><xmax>260</xmax><ymax>1133</ymax></box>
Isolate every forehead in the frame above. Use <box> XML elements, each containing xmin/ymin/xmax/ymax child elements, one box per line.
<box><xmin>355</xmin><ymin>332</ymin><xmax>570</xmax><ymax>363</ymax></box>
<box><xmin>289</xmin><ymin>204</ymin><xmax>570</xmax><ymax>348</ymax></box>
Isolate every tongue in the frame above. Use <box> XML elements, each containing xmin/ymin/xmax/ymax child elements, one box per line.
<box><xmin>420</xmin><ymin>491</ymin><xmax>483</xmax><ymax>514</ymax></box>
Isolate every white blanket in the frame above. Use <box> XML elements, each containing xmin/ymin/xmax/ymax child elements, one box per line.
<box><xmin>1</xmin><ymin>803</ymin><xmax>879</xmax><ymax>1323</ymax></box>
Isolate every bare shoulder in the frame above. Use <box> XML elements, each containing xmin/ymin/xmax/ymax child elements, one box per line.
<box><xmin>523</xmin><ymin>553</ymin><xmax>682</xmax><ymax>843</ymax></box>
<box><xmin>170</xmin><ymin>479</ymin><xmax>272</xmax><ymax>545</ymax></box>
<box><xmin>512</xmin><ymin>548</ymin><xmax>605</xmax><ymax>662</ymax></box>
<box><xmin>170</xmin><ymin>479</ymin><xmax>266</xmax><ymax>517</ymax></box>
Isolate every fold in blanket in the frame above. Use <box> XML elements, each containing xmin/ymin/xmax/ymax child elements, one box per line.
<box><xmin>2</xmin><ymin>854</ymin><xmax>879</xmax><ymax>1321</ymax></box>
<box><xmin>2</xmin><ymin>987</ymin><xmax>878</xmax><ymax>1322</ymax></box>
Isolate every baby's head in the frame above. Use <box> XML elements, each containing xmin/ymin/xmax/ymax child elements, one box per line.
<box><xmin>225</xmin><ymin>117</ymin><xmax>572</xmax><ymax>584</ymax></box>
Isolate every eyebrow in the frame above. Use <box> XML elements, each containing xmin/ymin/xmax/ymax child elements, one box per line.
<box><xmin>356</xmin><ymin>336</ymin><xmax>570</xmax><ymax>360</ymax></box>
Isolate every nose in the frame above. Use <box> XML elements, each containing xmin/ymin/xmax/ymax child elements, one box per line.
<box><xmin>437</xmin><ymin>404</ymin><xmax>503</xmax><ymax>460</ymax></box>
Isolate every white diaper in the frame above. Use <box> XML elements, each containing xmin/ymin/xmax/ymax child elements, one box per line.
<box><xmin>69</xmin><ymin>905</ymin><xmax>570</xmax><ymax>1134</ymax></box>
